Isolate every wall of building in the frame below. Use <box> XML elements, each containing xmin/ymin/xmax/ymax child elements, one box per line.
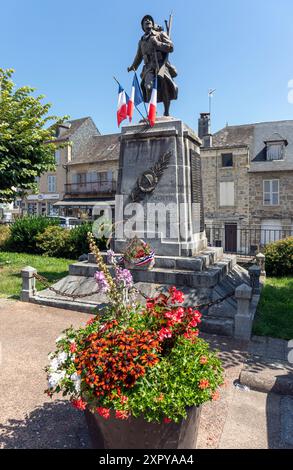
<box><xmin>249</xmin><ymin>170</ymin><xmax>293</xmax><ymax>227</ymax></box>
<box><xmin>201</xmin><ymin>146</ymin><xmax>250</xmax><ymax>226</ymax></box>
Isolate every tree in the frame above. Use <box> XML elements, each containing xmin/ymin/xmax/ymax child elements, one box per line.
<box><xmin>0</xmin><ymin>68</ymin><xmax>67</xmax><ymax>202</ymax></box>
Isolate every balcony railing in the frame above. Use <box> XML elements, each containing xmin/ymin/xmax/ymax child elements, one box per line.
<box><xmin>206</xmin><ymin>225</ymin><xmax>293</xmax><ymax>256</ymax></box>
<box><xmin>65</xmin><ymin>180</ymin><xmax>117</xmax><ymax>195</ymax></box>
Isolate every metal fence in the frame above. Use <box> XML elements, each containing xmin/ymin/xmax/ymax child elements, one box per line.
<box><xmin>205</xmin><ymin>225</ymin><xmax>293</xmax><ymax>256</ymax></box>
<box><xmin>65</xmin><ymin>180</ymin><xmax>116</xmax><ymax>195</ymax></box>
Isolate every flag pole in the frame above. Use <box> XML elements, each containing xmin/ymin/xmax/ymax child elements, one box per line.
<box><xmin>134</xmin><ymin>72</ymin><xmax>149</xmax><ymax>118</ymax></box>
<box><xmin>113</xmin><ymin>76</ymin><xmax>149</xmax><ymax>124</ymax></box>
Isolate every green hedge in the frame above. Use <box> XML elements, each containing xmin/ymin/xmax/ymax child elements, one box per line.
<box><xmin>5</xmin><ymin>216</ymin><xmax>58</xmax><ymax>254</ymax></box>
<box><xmin>264</xmin><ymin>237</ymin><xmax>293</xmax><ymax>277</ymax></box>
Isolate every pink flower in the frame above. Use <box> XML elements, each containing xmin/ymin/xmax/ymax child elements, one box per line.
<box><xmin>115</xmin><ymin>410</ymin><xmax>129</xmax><ymax>420</ymax></box>
<box><xmin>169</xmin><ymin>287</ymin><xmax>185</xmax><ymax>304</ymax></box>
<box><xmin>158</xmin><ymin>327</ymin><xmax>172</xmax><ymax>342</ymax></box>
<box><xmin>96</xmin><ymin>407</ymin><xmax>110</xmax><ymax>419</ymax></box>
<box><xmin>120</xmin><ymin>395</ymin><xmax>128</xmax><ymax>405</ymax></box>
<box><xmin>163</xmin><ymin>417</ymin><xmax>172</xmax><ymax>423</ymax></box>
<box><xmin>71</xmin><ymin>398</ymin><xmax>86</xmax><ymax>410</ymax></box>
<box><xmin>70</xmin><ymin>342</ymin><xmax>77</xmax><ymax>353</ymax></box>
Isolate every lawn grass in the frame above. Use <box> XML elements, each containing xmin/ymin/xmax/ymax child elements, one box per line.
<box><xmin>252</xmin><ymin>276</ymin><xmax>293</xmax><ymax>340</ymax></box>
<box><xmin>0</xmin><ymin>251</ymin><xmax>75</xmax><ymax>299</ymax></box>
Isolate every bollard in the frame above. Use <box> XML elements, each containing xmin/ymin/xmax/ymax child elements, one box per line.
<box><xmin>21</xmin><ymin>266</ymin><xmax>37</xmax><ymax>301</ymax></box>
<box><xmin>248</xmin><ymin>264</ymin><xmax>261</xmax><ymax>294</ymax></box>
<box><xmin>256</xmin><ymin>252</ymin><xmax>266</xmax><ymax>277</ymax></box>
<box><xmin>234</xmin><ymin>284</ymin><xmax>253</xmax><ymax>340</ymax></box>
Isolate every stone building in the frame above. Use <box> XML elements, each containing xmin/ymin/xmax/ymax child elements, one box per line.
<box><xmin>200</xmin><ymin>116</ymin><xmax>293</xmax><ymax>253</ymax></box>
<box><xmin>22</xmin><ymin>117</ymin><xmax>119</xmax><ymax>219</ymax></box>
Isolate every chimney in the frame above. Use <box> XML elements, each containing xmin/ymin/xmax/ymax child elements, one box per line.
<box><xmin>198</xmin><ymin>113</ymin><xmax>212</xmax><ymax>148</ymax></box>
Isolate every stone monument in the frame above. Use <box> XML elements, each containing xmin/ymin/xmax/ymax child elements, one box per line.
<box><xmin>115</xmin><ymin>117</ymin><xmax>207</xmax><ymax>257</ymax></box>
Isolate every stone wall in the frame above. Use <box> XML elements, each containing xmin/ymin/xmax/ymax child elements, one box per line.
<box><xmin>201</xmin><ymin>145</ymin><xmax>250</xmax><ymax>225</ymax></box>
<box><xmin>249</xmin><ymin>170</ymin><xmax>293</xmax><ymax>226</ymax></box>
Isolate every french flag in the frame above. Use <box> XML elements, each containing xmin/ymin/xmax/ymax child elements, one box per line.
<box><xmin>148</xmin><ymin>77</ymin><xmax>157</xmax><ymax>127</ymax></box>
<box><xmin>117</xmin><ymin>84</ymin><xmax>128</xmax><ymax>127</ymax></box>
<box><xmin>127</xmin><ymin>73</ymin><xmax>143</xmax><ymax>122</ymax></box>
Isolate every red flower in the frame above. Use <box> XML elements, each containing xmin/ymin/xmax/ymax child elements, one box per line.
<box><xmin>86</xmin><ymin>317</ymin><xmax>95</xmax><ymax>326</ymax></box>
<box><xmin>115</xmin><ymin>410</ymin><xmax>129</xmax><ymax>420</ymax></box>
<box><xmin>96</xmin><ymin>407</ymin><xmax>110</xmax><ymax>419</ymax></box>
<box><xmin>199</xmin><ymin>356</ymin><xmax>208</xmax><ymax>365</ymax></box>
<box><xmin>70</xmin><ymin>342</ymin><xmax>77</xmax><ymax>353</ymax></box>
<box><xmin>163</xmin><ymin>417</ymin><xmax>172</xmax><ymax>423</ymax></box>
<box><xmin>71</xmin><ymin>398</ymin><xmax>86</xmax><ymax>410</ymax></box>
<box><xmin>158</xmin><ymin>327</ymin><xmax>172</xmax><ymax>342</ymax></box>
<box><xmin>199</xmin><ymin>379</ymin><xmax>210</xmax><ymax>390</ymax></box>
<box><xmin>120</xmin><ymin>395</ymin><xmax>128</xmax><ymax>404</ymax></box>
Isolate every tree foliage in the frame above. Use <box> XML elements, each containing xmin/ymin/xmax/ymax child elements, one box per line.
<box><xmin>0</xmin><ymin>68</ymin><xmax>67</xmax><ymax>202</ymax></box>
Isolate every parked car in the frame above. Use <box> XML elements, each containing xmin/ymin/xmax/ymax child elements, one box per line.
<box><xmin>47</xmin><ymin>216</ymin><xmax>82</xmax><ymax>229</ymax></box>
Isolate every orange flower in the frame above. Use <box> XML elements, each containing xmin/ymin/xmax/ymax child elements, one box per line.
<box><xmin>199</xmin><ymin>356</ymin><xmax>208</xmax><ymax>365</ymax></box>
<box><xmin>199</xmin><ymin>379</ymin><xmax>210</xmax><ymax>390</ymax></box>
<box><xmin>211</xmin><ymin>390</ymin><xmax>220</xmax><ymax>401</ymax></box>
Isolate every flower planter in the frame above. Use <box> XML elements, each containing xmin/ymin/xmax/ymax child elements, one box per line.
<box><xmin>85</xmin><ymin>406</ymin><xmax>201</xmax><ymax>449</ymax></box>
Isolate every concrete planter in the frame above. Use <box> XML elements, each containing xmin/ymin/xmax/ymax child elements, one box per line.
<box><xmin>85</xmin><ymin>406</ymin><xmax>201</xmax><ymax>449</ymax></box>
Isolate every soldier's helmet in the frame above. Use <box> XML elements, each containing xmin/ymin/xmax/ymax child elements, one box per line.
<box><xmin>141</xmin><ymin>15</ymin><xmax>155</xmax><ymax>31</ymax></box>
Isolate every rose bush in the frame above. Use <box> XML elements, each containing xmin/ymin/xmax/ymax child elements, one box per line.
<box><xmin>45</xmin><ymin>233</ymin><xmax>224</xmax><ymax>423</ymax></box>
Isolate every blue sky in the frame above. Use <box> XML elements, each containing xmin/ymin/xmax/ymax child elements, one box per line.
<box><xmin>1</xmin><ymin>0</ymin><xmax>293</xmax><ymax>134</ymax></box>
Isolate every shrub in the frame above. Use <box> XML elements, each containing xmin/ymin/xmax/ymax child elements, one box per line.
<box><xmin>0</xmin><ymin>225</ymin><xmax>10</xmax><ymax>250</ymax></box>
<box><xmin>6</xmin><ymin>216</ymin><xmax>58</xmax><ymax>254</ymax></box>
<box><xmin>36</xmin><ymin>226</ymin><xmax>73</xmax><ymax>257</ymax></box>
<box><xmin>264</xmin><ymin>236</ymin><xmax>293</xmax><ymax>277</ymax></box>
<box><xmin>69</xmin><ymin>222</ymin><xmax>107</xmax><ymax>258</ymax></box>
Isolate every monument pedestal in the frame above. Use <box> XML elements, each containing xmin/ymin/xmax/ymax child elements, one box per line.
<box><xmin>114</xmin><ymin>117</ymin><xmax>207</xmax><ymax>257</ymax></box>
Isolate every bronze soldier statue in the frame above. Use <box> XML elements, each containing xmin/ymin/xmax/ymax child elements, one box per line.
<box><xmin>127</xmin><ymin>14</ymin><xmax>178</xmax><ymax>117</ymax></box>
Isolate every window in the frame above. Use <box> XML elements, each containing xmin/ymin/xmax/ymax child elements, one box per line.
<box><xmin>221</xmin><ymin>153</ymin><xmax>233</xmax><ymax>167</ymax></box>
<box><xmin>266</xmin><ymin>144</ymin><xmax>283</xmax><ymax>161</ymax></box>
<box><xmin>55</xmin><ymin>149</ymin><xmax>61</xmax><ymax>165</ymax></box>
<box><xmin>263</xmin><ymin>179</ymin><xmax>279</xmax><ymax>205</ymax></box>
<box><xmin>219</xmin><ymin>182</ymin><xmax>235</xmax><ymax>206</ymax></box>
<box><xmin>47</xmin><ymin>175</ymin><xmax>56</xmax><ymax>193</ymax></box>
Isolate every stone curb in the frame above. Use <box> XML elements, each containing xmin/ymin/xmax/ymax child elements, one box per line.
<box><xmin>239</xmin><ymin>358</ymin><xmax>293</xmax><ymax>396</ymax></box>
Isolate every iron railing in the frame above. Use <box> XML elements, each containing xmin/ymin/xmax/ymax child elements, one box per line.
<box><xmin>65</xmin><ymin>180</ymin><xmax>116</xmax><ymax>195</ymax></box>
<box><xmin>205</xmin><ymin>225</ymin><xmax>293</xmax><ymax>256</ymax></box>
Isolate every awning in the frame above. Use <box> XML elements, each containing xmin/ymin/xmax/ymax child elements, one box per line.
<box><xmin>53</xmin><ymin>200</ymin><xmax>115</xmax><ymax>207</ymax></box>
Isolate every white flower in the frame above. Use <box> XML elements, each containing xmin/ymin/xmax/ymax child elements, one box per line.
<box><xmin>48</xmin><ymin>371</ymin><xmax>65</xmax><ymax>389</ymax></box>
<box><xmin>70</xmin><ymin>372</ymin><xmax>81</xmax><ymax>393</ymax></box>
<box><xmin>50</xmin><ymin>357</ymin><xmax>60</xmax><ymax>372</ymax></box>
<box><xmin>57</xmin><ymin>352</ymin><xmax>68</xmax><ymax>365</ymax></box>
<box><xmin>55</xmin><ymin>335</ymin><xmax>65</xmax><ymax>343</ymax></box>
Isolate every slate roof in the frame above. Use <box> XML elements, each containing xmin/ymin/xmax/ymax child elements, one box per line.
<box><xmin>212</xmin><ymin>124</ymin><xmax>253</xmax><ymax>148</ymax></box>
<box><xmin>212</xmin><ymin>120</ymin><xmax>293</xmax><ymax>170</ymax></box>
<box><xmin>68</xmin><ymin>133</ymin><xmax>120</xmax><ymax>164</ymax></box>
<box><xmin>54</xmin><ymin>117</ymin><xmax>99</xmax><ymax>142</ymax></box>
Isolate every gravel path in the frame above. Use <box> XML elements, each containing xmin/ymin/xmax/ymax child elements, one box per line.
<box><xmin>0</xmin><ymin>300</ymin><xmax>93</xmax><ymax>449</ymax></box>
<box><xmin>0</xmin><ymin>299</ymin><xmax>289</xmax><ymax>449</ymax></box>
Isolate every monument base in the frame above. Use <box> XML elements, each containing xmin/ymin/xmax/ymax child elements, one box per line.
<box><xmin>115</xmin><ymin>117</ymin><xmax>207</xmax><ymax>257</ymax></box>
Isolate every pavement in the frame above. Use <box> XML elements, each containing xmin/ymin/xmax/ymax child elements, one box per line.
<box><xmin>0</xmin><ymin>299</ymin><xmax>292</xmax><ymax>449</ymax></box>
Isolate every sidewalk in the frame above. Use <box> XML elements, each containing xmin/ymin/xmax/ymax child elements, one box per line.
<box><xmin>0</xmin><ymin>299</ymin><xmax>292</xmax><ymax>449</ymax></box>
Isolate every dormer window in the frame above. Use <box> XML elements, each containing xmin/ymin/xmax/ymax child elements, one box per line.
<box><xmin>266</xmin><ymin>143</ymin><xmax>283</xmax><ymax>161</ymax></box>
<box><xmin>264</xmin><ymin>133</ymin><xmax>287</xmax><ymax>161</ymax></box>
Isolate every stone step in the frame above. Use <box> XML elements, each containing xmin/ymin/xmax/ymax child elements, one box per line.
<box><xmin>200</xmin><ymin>316</ymin><xmax>234</xmax><ymax>337</ymax></box>
<box><xmin>69</xmin><ymin>257</ymin><xmax>234</xmax><ymax>288</ymax></box>
<box><xmin>87</xmin><ymin>246</ymin><xmax>226</xmax><ymax>272</ymax></box>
